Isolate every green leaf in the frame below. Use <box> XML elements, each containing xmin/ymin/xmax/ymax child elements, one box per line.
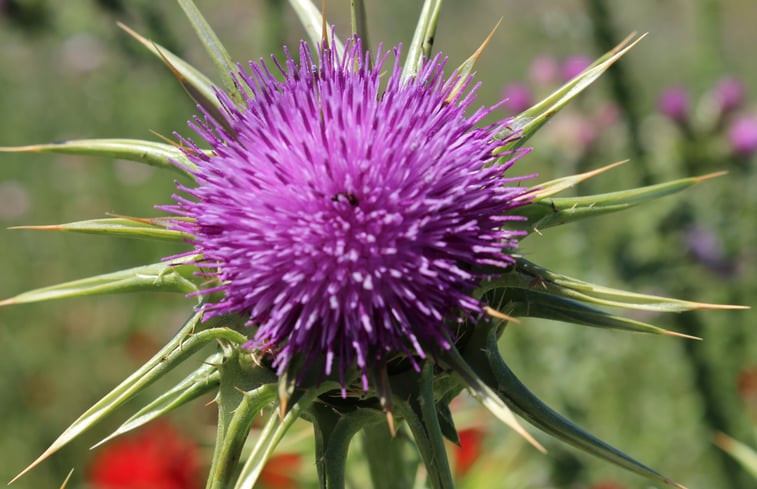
<box><xmin>10</xmin><ymin>312</ymin><xmax>247</xmax><ymax>483</ymax></box>
<box><xmin>288</xmin><ymin>0</ymin><xmax>345</xmax><ymax>56</ymax></box>
<box><xmin>436</xmin><ymin>347</ymin><xmax>545</xmax><ymax>453</ymax></box>
<box><xmin>117</xmin><ymin>22</ymin><xmax>234</xmax><ymax>133</ymax></box>
<box><xmin>361</xmin><ymin>415</ymin><xmax>417</xmax><ymax>489</ymax></box>
<box><xmin>93</xmin><ymin>355</ymin><xmax>222</xmax><ymax>449</ymax></box>
<box><xmin>511</xmin><ymin>172</ymin><xmax>726</xmax><ymax>234</ymax></box>
<box><xmin>0</xmin><ymin>257</ymin><xmax>201</xmax><ymax>307</ymax></box>
<box><xmin>206</xmin><ymin>344</ymin><xmax>278</xmax><ymax>489</ymax></box>
<box><xmin>401</xmin><ymin>0</ymin><xmax>444</xmax><ymax>80</ymax></box>
<box><xmin>234</xmin><ymin>384</ymin><xmax>334</xmax><ymax>489</ymax></box>
<box><xmin>392</xmin><ymin>363</ymin><xmax>456</xmax><ymax>489</ymax></box>
<box><xmin>310</xmin><ymin>403</ymin><xmax>383</xmax><ymax>489</ymax></box>
<box><xmin>0</xmin><ymin>138</ymin><xmax>196</xmax><ymax>176</ymax></box>
<box><xmin>498</xmin><ymin>288</ymin><xmax>699</xmax><ymax>338</ymax></box>
<box><xmin>497</xmin><ymin>33</ymin><xmax>645</xmax><ymax>154</ymax></box>
<box><xmin>11</xmin><ymin>217</ymin><xmax>191</xmax><ymax>242</ymax></box>
<box><xmin>445</xmin><ymin>19</ymin><xmax>501</xmax><ymax>103</ymax></box>
<box><xmin>176</xmin><ymin>0</ymin><xmax>244</xmax><ymax>105</ymax></box>
<box><xmin>480</xmin><ymin>257</ymin><xmax>743</xmax><ymax>314</ymax></box>
<box><xmin>480</xmin><ymin>327</ymin><xmax>687</xmax><ymax>489</ymax></box>
<box><xmin>715</xmin><ymin>433</ymin><xmax>757</xmax><ymax>480</ymax></box>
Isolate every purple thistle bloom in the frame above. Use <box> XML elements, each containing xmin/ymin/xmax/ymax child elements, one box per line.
<box><xmin>561</xmin><ymin>55</ymin><xmax>593</xmax><ymax>82</ymax></box>
<box><xmin>657</xmin><ymin>86</ymin><xmax>690</xmax><ymax>123</ymax></box>
<box><xmin>713</xmin><ymin>76</ymin><xmax>746</xmax><ymax>115</ymax></box>
<box><xmin>501</xmin><ymin>82</ymin><xmax>533</xmax><ymax>114</ymax></box>
<box><xmin>728</xmin><ymin>114</ymin><xmax>757</xmax><ymax>157</ymax></box>
<box><xmin>166</xmin><ymin>39</ymin><xmax>531</xmax><ymax>390</ymax></box>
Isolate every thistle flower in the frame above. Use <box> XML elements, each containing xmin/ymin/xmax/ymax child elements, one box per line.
<box><xmin>1</xmin><ymin>3</ymin><xmax>744</xmax><ymax>489</ymax></box>
<box><xmin>167</xmin><ymin>39</ymin><xmax>531</xmax><ymax>390</ymax></box>
<box><xmin>658</xmin><ymin>85</ymin><xmax>690</xmax><ymax>123</ymax></box>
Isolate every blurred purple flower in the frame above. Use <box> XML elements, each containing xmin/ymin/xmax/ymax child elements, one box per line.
<box><xmin>657</xmin><ymin>86</ymin><xmax>690</xmax><ymax>123</ymax></box>
<box><xmin>713</xmin><ymin>76</ymin><xmax>746</xmax><ymax>115</ymax></box>
<box><xmin>728</xmin><ymin>114</ymin><xmax>757</xmax><ymax>157</ymax></box>
<box><xmin>166</xmin><ymin>39</ymin><xmax>532</xmax><ymax>390</ymax></box>
<box><xmin>561</xmin><ymin>55</ymin><xmax>592</xmax><ymax>81</ymax></box>
<box><xmin>529</xmin><ymin>55</ymin><xmax>559</xmax><ymax>85</ymax></box>
<box><xmin>501</xmin><ymin>82</ymin><xmax>533</xmax><ymax>114</ymax></box>
<box><xmin>686</xmin><ymin>225</ymin><xmax>735</xmax><ymax>277</ymax></box>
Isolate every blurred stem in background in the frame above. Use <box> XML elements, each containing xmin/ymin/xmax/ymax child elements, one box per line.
<box><xmin>585</xmin><ymin>0</ymin><xmax>648</xmax><ymax>185</ymax></box>
<box><xmin>585</xmin><ymin>1</ymin><xmax>752</xmax><ymax>488</ymax></box>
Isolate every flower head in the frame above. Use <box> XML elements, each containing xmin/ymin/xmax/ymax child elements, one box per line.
<box><xmin>727</xmin><ymin>114</ymin><xmax>757</xmax><ymax>157</ymax></box>
<box><xmin>658</xmin><ymin>86</ymin><xmax>690</xmax><ymax>123</ymax></box>
<box><xmin>167</xmin><ymin>39</ymin><xmax>530</xmax><ymax>389</ymax></box>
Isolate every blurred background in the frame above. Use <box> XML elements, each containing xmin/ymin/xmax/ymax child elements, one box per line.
<box><xmin>0</xmin><ymin>1</ymin><xmax>755</xmax><ymax>488</ymax></box>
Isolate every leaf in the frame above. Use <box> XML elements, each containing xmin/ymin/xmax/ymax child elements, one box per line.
<box><xmin>436</xmin><ymin>347</ymin><xmax>546</xmax><ymax>453</ymax></box>
<box><xmin>93</xmin><ymin>355</ymin><xmax>222</xmax><ymax>449</ymax></box>
<box><xmin>496</xmin><ymin>33</ymin><xmax>646</xmax><ymax>154</ymax></box>
<box><xmin>510</xmin><ymin>172</ymin><xmax>727</xmax><ymax>234</ymax></box>
<box><xmin>480</xmin><ymin>257</ymin><xmax>745</xmax><ymax>313</ymax></box>
<box><xmin>0</xmin><ymin>138</ymin><xmax>195</xmax><ymax>176</ymax></box>
<box><xmin>310</xmin><ymin>403</ymin><xmax>383</xmax><ymax>489</ymax></box>
<box><xmin>401</xmin><ymin>0</ymin><xmax>444</xmax><ymax>80</ymax></box>
<box><xmin>11</xmin><ymin>217</ymin><xmax>191</xmax><ymax>242</ymax></box>
<box><xmin>176</xmin><ymin>0</ymin><xmax>245</xmax><ymax>105</ymax></box>
<box><xmin>234</xmin><ymin>384</ymin><xmax>334</xmax><ymax>489</ymax></box>
<box><xmin>287</xmin><ymin>0</ymin><xmax>345</xmax><ymax>56</ymax></box>
<box><xmin>715</xmin><ymin>433</ymin><xmax>757</xmax><ymax>479</ymax></box>
<box><xmin>480</xmin><ymin>327</ymin><xmax>687</xmax><ymax>489</ymax></box>
<box><xmin>392</xmin><ymin>363</ymin><xmax>456</xmax><ymax>489</ymax></box>
<box><xmin>117</xmin><ymin>22</ymin><xmax>234</xmax><ymax>133</ymax></box>
<box><xmin>499</xmin><ymin>288</ymin><xmax>699</xmax><ymax>339</ymax></box>
<box><xmin>10</xmin><ymin>312</ymin><xmax>248</xmax><ymax>483</ymax></box>
<box><xmin>0</xmin><ymin>257</ymin><xmax>201</xmax><ymax>307</ymax></box>
<box><xmin>444</xmin><ymin>19</ymin><xmax>501</xmax><ymax>103</ymax></box>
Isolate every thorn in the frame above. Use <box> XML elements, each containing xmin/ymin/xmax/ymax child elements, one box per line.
<box><xmin>58</xmin><ymin>468</ymin><xmax>75</xmax><ymax>489</ymax></box>
<box><xmin>483</xmin><ymin>306</ymin><xmax>520</xmax><ymax>324</ymax></box>
<box><xmin>149</xmin><ymin>129</ymin><xmax>181</xmax><ymax>148</ymax></box>
<box><xmin>690</xmin><ymin>302</ymin><xmax>749</xmax><ymax>310</ymax></box>
<box><xmin>8</xmin><ymin>224</ymin><xmax>61</xmax><ymax>232</ymax></box>
<box><xmin>376</xmin><ymin>365</ymin><xmax>397</xmax><ymax>437</ymax></box>
<box><xmin>693</xmin><ymin>171</ymin><xmax>728</xmax><ymax>183</ymax></box>
<box><xmin>0</xmin><ymin>297</ymin><xmax>16</xmax><ymax>307</ymax></box>
<box><xmin>662</xmin><ymin>330</ymin><xmax>702</xmax><ymax>341</ymax></box>
<box><xmin>278</xmin><ymin>393</ymin><xmax>289</xmax><ymax>419</ymax></box>
<box><xmin>444</xmin><ymin>18</ymin><xmax>502</xmax><ymax>105</ymax></box>
<box><xmin>321</xmin><ymin>0</ymin><xmax>329</xmax><ymax>47</ymax></box>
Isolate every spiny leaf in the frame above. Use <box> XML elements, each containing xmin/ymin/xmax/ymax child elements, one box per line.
<box><xmin>445</xmin><ymin>18</ymin><xmax>501</xmax><ymax>104</ymax></box>
<box><xmin>497</xmin><ymin>33</ymin><xmax>646</xmax><ymax>154</ymax></box>
<box><xmin>0</xmin><ymin>139</ymin><xmax>195</xmax><ymax>176</ymax></box>
<box><xmin>511</xmin><ymin>172</ymin><xmax>727</xmax><ymax>234</ymax></box>
<box><xmin>480</xmin><ymin>257</ymin><xmax>746</xmax><ymax>313</ymax></box>
<box><xmin>9</xmin><ymin>312</ymin><xmax>247</xmax><ymax>484</ymax></box>
<box><xmin>11</xmin><ymin>217</ymin><xmax>191</xmax><ymax>242</ymax></box>
<box><xmin>176</xmin><ymin>0</ymin><xmax>245</xmax><ymax>105</ymax></box>
<box><xmin>529</xmin><ymin>160</ymin><xmax>628</xmax><ymax>200</ymax></box>
<box><xmin>93</xmin><ymin>356</ymin><xmax>222</xmax><ymax>449</ymax></box>
<box><xmin>288</xmin><ymin>0</ymin><xmax>345</xmax><ymax>57</ymax></box>
<box><xmin>208</xmin><ymin>384</ymin><xmax>278</xmax><ymax>489</ymax></box>
<box><xmin>500</xmin><ymin>288</ymin><xmax>700</xmax><ymax>339</ymax></box>
<box><xmin>402</xmin><ymin>0</ymin><xmax>444</xmax><ymax>80</ymax></box>
<box><xmin>437</xmin><ymin>346</ymin><xmax>546</xmax><ymax>453</ymax></box>
<box><xmin>0</xmin><ymin>257</ymin><xmax>201</xmax><ymax>307</ymax></box>
<box><xmin>117</xmin><ymin>22</ymin><xmax>224</xmax><ymax>121</ymax></box>
<box><xmin>392</xmin><ymin>363</ymin><xmax>456</xmax><ymax>489</ymax></box>
<box><xmin>481</xmin><ymin>327</ymin><xmax>687</xmax><ymax>489</ymax></box>
<box><xmin>234</xmin><ymin>384</ymin><xmax>335</xmax><ymax>489</ymax></box>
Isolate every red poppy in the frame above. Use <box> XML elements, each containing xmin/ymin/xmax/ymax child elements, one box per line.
<box><xmin>258</xmin><ymin>453</ymin><xmax>302</xmax><ymax>489</ymax></box>
<box><xmin>454</xmin><ymin>427</ymin><xmax>486</xmax><ymax>477</ymax></box>
<box><xmin>88</xmin><ymin>422</ymin><xmax>200</xmax><ymax>489</ymax></box>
